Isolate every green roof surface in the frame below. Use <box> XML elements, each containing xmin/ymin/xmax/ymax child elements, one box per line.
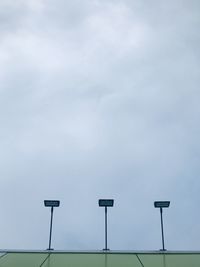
<box><xmin>0</xmin><ymin>251</ymin><xmax>199</xmax><ymax>267</ymax></box>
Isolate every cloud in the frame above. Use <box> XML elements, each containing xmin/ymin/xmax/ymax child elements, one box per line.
<box><xmin>0</xmin><ymin>0</ymin><xmax>200</xmax><ymax>250</ymax></box>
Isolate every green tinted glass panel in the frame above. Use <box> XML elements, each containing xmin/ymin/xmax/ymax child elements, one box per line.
<box><xmin>166</xmin><ymin>254</ymin><xmax>200</xmax><ymax>267</ymax></box>
<box><xmin>139</xmin><ymin>253</ymin><xmax>200</xmax><ymax>267</ymax></box>
<box><xmin>0</xmin><ymin>252</ymin><xmax>199</xmax><ymax>267</ymax></box>
<box><xmin>0</xmin><ymin>253</ymin><xmax>48</xmax><ymax>267</ymax></box>
<box><xmin>42</xmin><ymin>253</ymin><xmax>142</xmax><ymax>267</ymax></box>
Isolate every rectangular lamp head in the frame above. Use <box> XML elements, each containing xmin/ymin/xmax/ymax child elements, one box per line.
<box><xmin>154</xmin><ymin>201</ymin><xmax>170</xmax><ymax>208</ymax></box>
<box><xmin>44</xmin><ymin>200</ymin><xmax>60</xmax><ymax>207</ymax></box>
<box><xmin>99</xmin><ymin>199</ymin><xmax>114</xmax><ymax>207</ymax></box>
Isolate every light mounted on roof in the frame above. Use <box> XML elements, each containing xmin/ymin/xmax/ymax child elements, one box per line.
<box><xmin>44</xmin><ymin>200</ymin><xmax>60</xmax><ymax>207</ymax></box>
<box><xmin>154</xmin><ymin>201</ymin><xmax>170</xmax><ymax>208</ymax></box>
<box><xmin>98</xmin><ymin>199</ymin><xmax>114</xmax><ymax>251</ymax></box>
<box><xmin>44</xmin><ymin>199</ymin><xmax>60</xmax><ymax>250</ymax></box>
<box><xmin>154</xmin><ymin>200</ymin><xmax>170</xmax><ymax>251</ymax></box>
<box><xmin>99</xmin><ymin>199</ymin><xmax>114</xmax><ymax>207</ymax></box>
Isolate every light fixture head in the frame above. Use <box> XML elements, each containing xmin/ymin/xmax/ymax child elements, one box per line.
<box><xmin>154</xmin><ymin>201</ymin><xmax>170</xmax><ymax>208</ymax></box>
<box><xmin>99</xmin><ymin>199</ymin><xmax>114</xmax><ymax>207</ymax></box>
<box><xmin>44</xmin><ymin>200</ymin><xmax>60</xmax><ymax>207</ymax></box>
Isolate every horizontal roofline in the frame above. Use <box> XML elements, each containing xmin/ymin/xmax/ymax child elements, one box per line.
<box><xmin>1</xmin><ymin>250</ymin><xmax>200</xmax><ymax>255</ymax></box>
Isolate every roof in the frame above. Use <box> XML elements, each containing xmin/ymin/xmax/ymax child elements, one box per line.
<box><xmin>0</xmin><ymin>250</ymin><xmax>200</xmax><ymax>267</ymax></box>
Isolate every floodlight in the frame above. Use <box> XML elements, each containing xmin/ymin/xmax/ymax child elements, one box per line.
<box><xmin>99</xmin><ymin>199</ymin><xmax>114</xmax><ymax>207</ymax></box>
<box><xmin>98</xmin><ymin>199</ymin><xmax>114</xmax><ymax>250</ymax></box>
<box><xmin>154</xmin><ymin>201</ymin><xmax>170</xmax><ymax>208</ymax></box>
<box><xmin>44</xmin><ymin>199</ymin><xmax>60</xmax><ymax>250</ymax></box>
<box><xmin>44</xmin><ymin>200</ymin><xmax>60</xmax><ymax>207</ymax></box>
<box><xmin>154</xmin><ymin>200</ymin><xmax>170</xmax><ymax>251</ymax></box>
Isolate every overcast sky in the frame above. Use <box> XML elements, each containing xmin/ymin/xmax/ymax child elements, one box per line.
<box><xmin>0</xmin><ymin>0</ymin><xmax>200</xmax><ymax>251</ymax></box>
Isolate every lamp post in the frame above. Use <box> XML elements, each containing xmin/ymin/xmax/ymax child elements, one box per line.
<box><xmin>154</xmin><ymin>201</ymin><xmax>170</xmax><ymax>251</ymax></box>
<box><xmin>44</xmin><ymin>200</ymin><xmax>60</xmax><ymax>250</ymax></box>
<box><xmin>98</xmin><ymin>199</ymin><xmax>114</xmax><ymax>251</ymax></box>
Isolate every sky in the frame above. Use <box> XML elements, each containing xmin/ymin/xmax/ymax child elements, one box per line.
<box><xmin>0</xmin><ymin>0</ymin><xmax>200</xmax><ymax>251</ymax></box>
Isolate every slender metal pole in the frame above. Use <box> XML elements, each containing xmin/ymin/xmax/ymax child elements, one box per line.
<box><xmin>48</xmin><ymin>206</ymin><xmax>54</xmax><ymax>250</ymax></box>
<box><xmin>160</xmin><ymin>207</ymin><xmax>165</xmax><ymax>251</ymax></box>
<box><xmin>105</xmin><ymin>206</ymin><xmax>108</xmax><ymax>250</ymax></box>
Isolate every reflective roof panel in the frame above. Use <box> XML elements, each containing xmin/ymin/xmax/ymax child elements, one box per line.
<box><xmin>0</xmin><ymin>253</ymin><xmax>48</xmax><ymax>267</ymax></box>
<box><xmin>42</xmin><ymin>253</ymin><xmax>141</xmax><ymax>267</ymax></box>
<box><xmin>0</xmin><ymin>251</ymin><xmax>200</xmax><ymax>267</ymax></box>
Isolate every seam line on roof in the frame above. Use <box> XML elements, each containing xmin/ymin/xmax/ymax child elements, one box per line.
<box><xmin>0</xmin><ymin>253</ymin><xmax>8</xmax><ymax>262</ymax></box>
<box><xmin>39</xmin><ymin>253</ymin><xmax>51</xmax><ymax>267</ymax></box>
<box><xmin>136</xmin><ymin>254</ymin><xmax>145</xmax><ymax>267</ymax></box>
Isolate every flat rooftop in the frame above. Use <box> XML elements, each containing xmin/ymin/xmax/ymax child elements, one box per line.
<box><xmin>0</xmin><ymin>250</ymin><xmax>200</xmax><ymax>267</ymax></box>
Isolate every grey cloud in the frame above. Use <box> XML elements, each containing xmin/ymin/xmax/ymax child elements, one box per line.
<box><xmin>0</xmin><ymin>0</ymin><xmax>200</xmax><ymax>251</ymax></box>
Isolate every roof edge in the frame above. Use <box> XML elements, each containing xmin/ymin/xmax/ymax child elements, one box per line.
<box><xmin>1</xmin><ymin>250</ymin><xmax>200</xmax><ymax>255</ymax></box>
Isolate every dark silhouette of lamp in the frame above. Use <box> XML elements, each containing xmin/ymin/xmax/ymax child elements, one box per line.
<box><xmin>154</xmin><ymin>201</ymin><xmax>170</xmax><ymax>251</ymax></box>
<box><xmin>99</xmin><ymin>199</ymin><xmax>114</xmax><ymax>251</ymax></box>
<box><xmin>44</xmin><ymin>200</ymin><xmax>60</xmax><ymax>250</ymax></box>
